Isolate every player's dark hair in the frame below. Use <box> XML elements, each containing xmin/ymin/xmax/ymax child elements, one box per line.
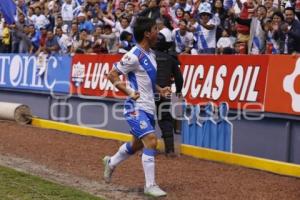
<box><xmin>133</xmin><ymin>17</ymin><xmax>156</xmax><ymax>43</ymax></box>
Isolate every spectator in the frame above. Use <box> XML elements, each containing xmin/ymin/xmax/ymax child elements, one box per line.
<box><xmin>172</xmin><ymin>7</ymin><xmax>185</xmax><ymax>27</ymax></box>
<box><xmin>70</xmin><ymin>22</ymin><xmax>80</xmax><ymax>42</ymax></box>
<box><xmin>92</xmin><ymin>26</ymin><xmax>108</xmax><ymax>54</ymax></box>
<box><xmin>28</xmin><ymin>7</ymin><xmax>36</xmax><ymax>23</ymax></box>
<box><xmin>212</xmin><ymin>0</ymin><xmax>228</xmax><ymax>40</ymax></box>
<box><xmin>167</xmin><ymin>0</ymin><xmax>178</xmax><ymax>20</ymax></box>
<box><xmin>77</xmin><ymin>12</ymin><xmax>94</xmax><ymax>33</ymax></box>
<box><xmin>28</xmin><ymin>24</ymin><xmax>41</xmax><ymax>53</ymax></box>
<box><xmin>34</xmin><ymin>6</ymin><xmax>50</xmax><ymax>30</ymax></box>
<box><xmin>43</xmin><ymin>30</ymin><xmax>60</xmax><ymax>54</ymax></box>
<box><xmin>223</xmin><ymin>0</ymin><xmax>237</xmax><ymax>10</ymax></box>
<box><xmin>125</xmin><ymin>2</ymin><xmax>136</xmax><ymax>16</ymax></box>
<box><xmin>39</xmin><ymin>26</ymin><xmax>48</xmax><ymax>48</ymax></box>
<box><xmin>159</xmin><ymin>1</ymin><xmax>170</xmax><ymax>21</ymax></box>
<box><xmin>235</xmin><ymin>0</ymin><xmax>255</xmax><ymax>52</ymax></box>
<box><xmin>0</xmin><ymin>0</ymin><xmax>298</xmax><ymax>55</ymax></box>
<box><xmin>185</xmin><ymin>12</ymin><xmax>199</xmax><ymax>32</ymax></box>
<box><xmin>139</xmin><ymin>0</ymin><xmax>161</xmax><ymax>20</ymax></box>
<box><xmin>263</xmin><ymin>16</ymin><xmax>280</xmax><ymax>54</ymax></box>
<box><xmin>274</xmin><ymin>7</ymin><xmax>300</xmax><ymax>54</ymax></box>
<box><xmin>17</xmin><ymin>0</ymin><xmax>28</xmax><ymax>16</ymax></box>
<box><xmin>61</xmin><ymin>0</ymin><xmax>74</xmax><ymax>29</ymax></box>
<box><xmin>73</xmin><ymin>29</ymin><xmax>92</xmax><ymax>53</ymax></box>
<box><xmin>56</xmin><ymin>26</ymin><xmax>72</xmax><ymax>54</ymax></box>
<box><xmin>18</xmin><ymin>24</ymin><xmax>32</xmax><ymax>53</ymax></box>
<box><xmin>140</xmin><ymin>3</ymin><xmax>149</xmax><ymax>12</ymax></box>
<box><xmin>115</xmin><ymin>16</ymin><xmax>133</xmax><ymax>39</ymax></box>
<box><xmin>119</xmin><ymin>31</ymin><xmax>135</xmax><ymax>53</ymax></box>
<box><xmin>56</xmin><ymin>16</ymin><xmax>64</xmax><ymax>29</ymax></box>
<box><xmin>11</xmin><ymin>13</ymin><xmax>27</xmax><ymax>53</ymax></box>
<box><xmin>91</xmin><ymin>13</ymin><xmax>104</xmax><ymax>27</ymax></box>
<box><xmin>172</xmin><ymin>19</ymin><xmax>193</xmax><ymax>54</ymax></box>
<box><xmin>99</xmin><ymin>24</ymin><xmax>119</xmax><ymax>53</ymax></box>
<box><xmin>92</xmin><ymin>25</ymin><xmax>103</xmax><ymax>42</ymax></box>
<box><xmin>234</xmin><ymin>5</ymin><xmax>268</xmax><ymax>54</ymax></box>
<box><xmin>217</xmin><ymin>29</ymin><xmax>235</xmax><ymax>54</ymax></box>
<box><xmin>118</xmin><ymin>1</ymin><xmax>126</xmax><ymax>12</ymax></box>
<box><xmin>192</xmin><ymin>2</ymin><xmax>219</xmax><ymax>54</ymax></box>
<box><xmin>264</xmin><ymin>0</ymin><xmax>278</xmax><ymax>17</ymax></box>
<box><xmin>267</xmin><ymin>11</ymin><xmax>284</xmax><ymax>54</ymax></box>
<box><xmin>157</xmin><ymin>17</ymin><xmax>172</xmax><ymax>41</ymax></box>
<box><xmin>114</xmin><ymin>7</ymin><xmax>125</xmax><ymax>20</ymax></box>
<box><xmin>272</xmin><ymin>11</ymin><xmax>285</xmax><ymax>25</ymax></box>
<box><xmin>1</xmin><ymin>22</ymin><xmax>11</xmax><ymax>53</ymax></box>
<box><xmin>233</xmin><ymin>41</ymin><xmax>244</xmax><ymax>54</ymax></box>
<box><xmin>174</xmin><ymin>0</ymin><xmax>192</xmax><ymax>12</ymax></box>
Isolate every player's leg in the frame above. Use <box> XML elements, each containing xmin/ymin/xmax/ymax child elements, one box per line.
<box><xmin>141</xmin><ymin>132</ymin><xmax>157</xmax><ymax>187</ymax></box>
<box><xmin>141</xmin><ymin>132</ymin><xmax>167</xmax><ymax>197</ymax></box>
<box><xmin>103</xmin><ymin>109</ymin><xmax>145</xmax><ymax>183</ymax></box>
<box><xmin>139</xmin><ymin>110</ymin><xmax>167</xmax><ymax>197</ymax></box>
<box><xmin>103</xmin><ymin>137</ymin><xmax>143</xmax><ymax>183</ymax></box>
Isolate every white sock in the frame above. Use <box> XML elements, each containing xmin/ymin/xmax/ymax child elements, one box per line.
<box><xmin>109</xmin><ymin>142</ymin><xmax>134</xmax><ymax>168</ymax></box>
<box><xmin>142</xmin><ymin>149</ymin><xmax>156</xmax><ymax>188</ymax></box>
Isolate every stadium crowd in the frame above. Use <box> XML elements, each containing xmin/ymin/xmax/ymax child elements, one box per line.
<box><xmin>0</xmin><ymin>0</ymin><xmax>299</xmax><ymax>55</ymax></box>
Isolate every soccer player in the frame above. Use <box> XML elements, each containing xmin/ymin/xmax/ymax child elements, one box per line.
<box><xmin>103</xmin><ymin>17</ymin><xmax>170</xmax><ymax>197</ymax></box>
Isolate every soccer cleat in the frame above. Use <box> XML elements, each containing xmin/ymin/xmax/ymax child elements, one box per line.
<box><xmin>144</xmin><ymin>185</ymin><xmax>167</xmax><ymax>197</ymax></box>
<box><xmin>103</xmin><ymin>156</ymin><xmax>114</xmax><ymax>183</ymax></box>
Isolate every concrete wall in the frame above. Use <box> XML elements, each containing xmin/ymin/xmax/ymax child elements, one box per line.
<box><xmin>231</xmin><ymin>117</ymin><xmax>295</xmax><ymax>163</ymax></box>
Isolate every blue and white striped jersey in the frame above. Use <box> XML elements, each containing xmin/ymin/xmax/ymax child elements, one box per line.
<box><xmin>114</xmin><ymin>45</ymin><xmax>157</xmax><ymax>115</ymax></box>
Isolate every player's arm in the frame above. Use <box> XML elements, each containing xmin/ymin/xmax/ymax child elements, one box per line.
<box><xmin>107</xmin><ymin>68</ymin><xmax>140</xmax><ymax>100</ymax></box>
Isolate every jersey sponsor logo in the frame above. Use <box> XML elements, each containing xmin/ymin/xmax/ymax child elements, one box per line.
<box><xmin>143</xmin><ymin>59</ymin><xmax>148</xmax><ymax>66</ymax></box>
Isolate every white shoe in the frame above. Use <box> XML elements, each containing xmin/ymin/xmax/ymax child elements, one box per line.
<box><xmin>103</xmin><ymin>156</ymin><xmax>114</xmax><ymax>183</ymax></box>
<box><xmin>144</xmin><ymin>185</ymin><xmax>167</xmax><ymax>197</ymax></box>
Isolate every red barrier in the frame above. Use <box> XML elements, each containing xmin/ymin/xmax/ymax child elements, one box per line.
<box><xmin>70</xmin><ymin>54</ymin><xmax>124</xmax><ymax>99</ymax></box>
<box><xmin>265</xmin><ymin>55</ymin><xmax>300</xmax><ymax>116</ymax></box>
<box><xmin>70</xmin><ymin>54</ymin><xmax>300</xmax><ymax>116</ymax></box>
<box><xmin>178</xmin><ymin>55</ymin><xmax>268</xmax><ymax>110</ymax></box>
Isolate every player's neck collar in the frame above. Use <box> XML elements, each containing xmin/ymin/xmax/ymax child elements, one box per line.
<box><xmin>136</xmin><ymin>42</ymin><xmax>151</xmax><ymax>54</ymax></box>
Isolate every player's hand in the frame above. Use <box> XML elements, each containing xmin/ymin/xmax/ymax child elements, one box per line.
<box><xmin>159</xmin><ymin>86</ymin><xmax>172</xmax><ymax>98</ymax></box>
<box><xmin>129</xmin><ymin>91</ymin><xmax>140</xmax><ymax>101</ymax></box>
